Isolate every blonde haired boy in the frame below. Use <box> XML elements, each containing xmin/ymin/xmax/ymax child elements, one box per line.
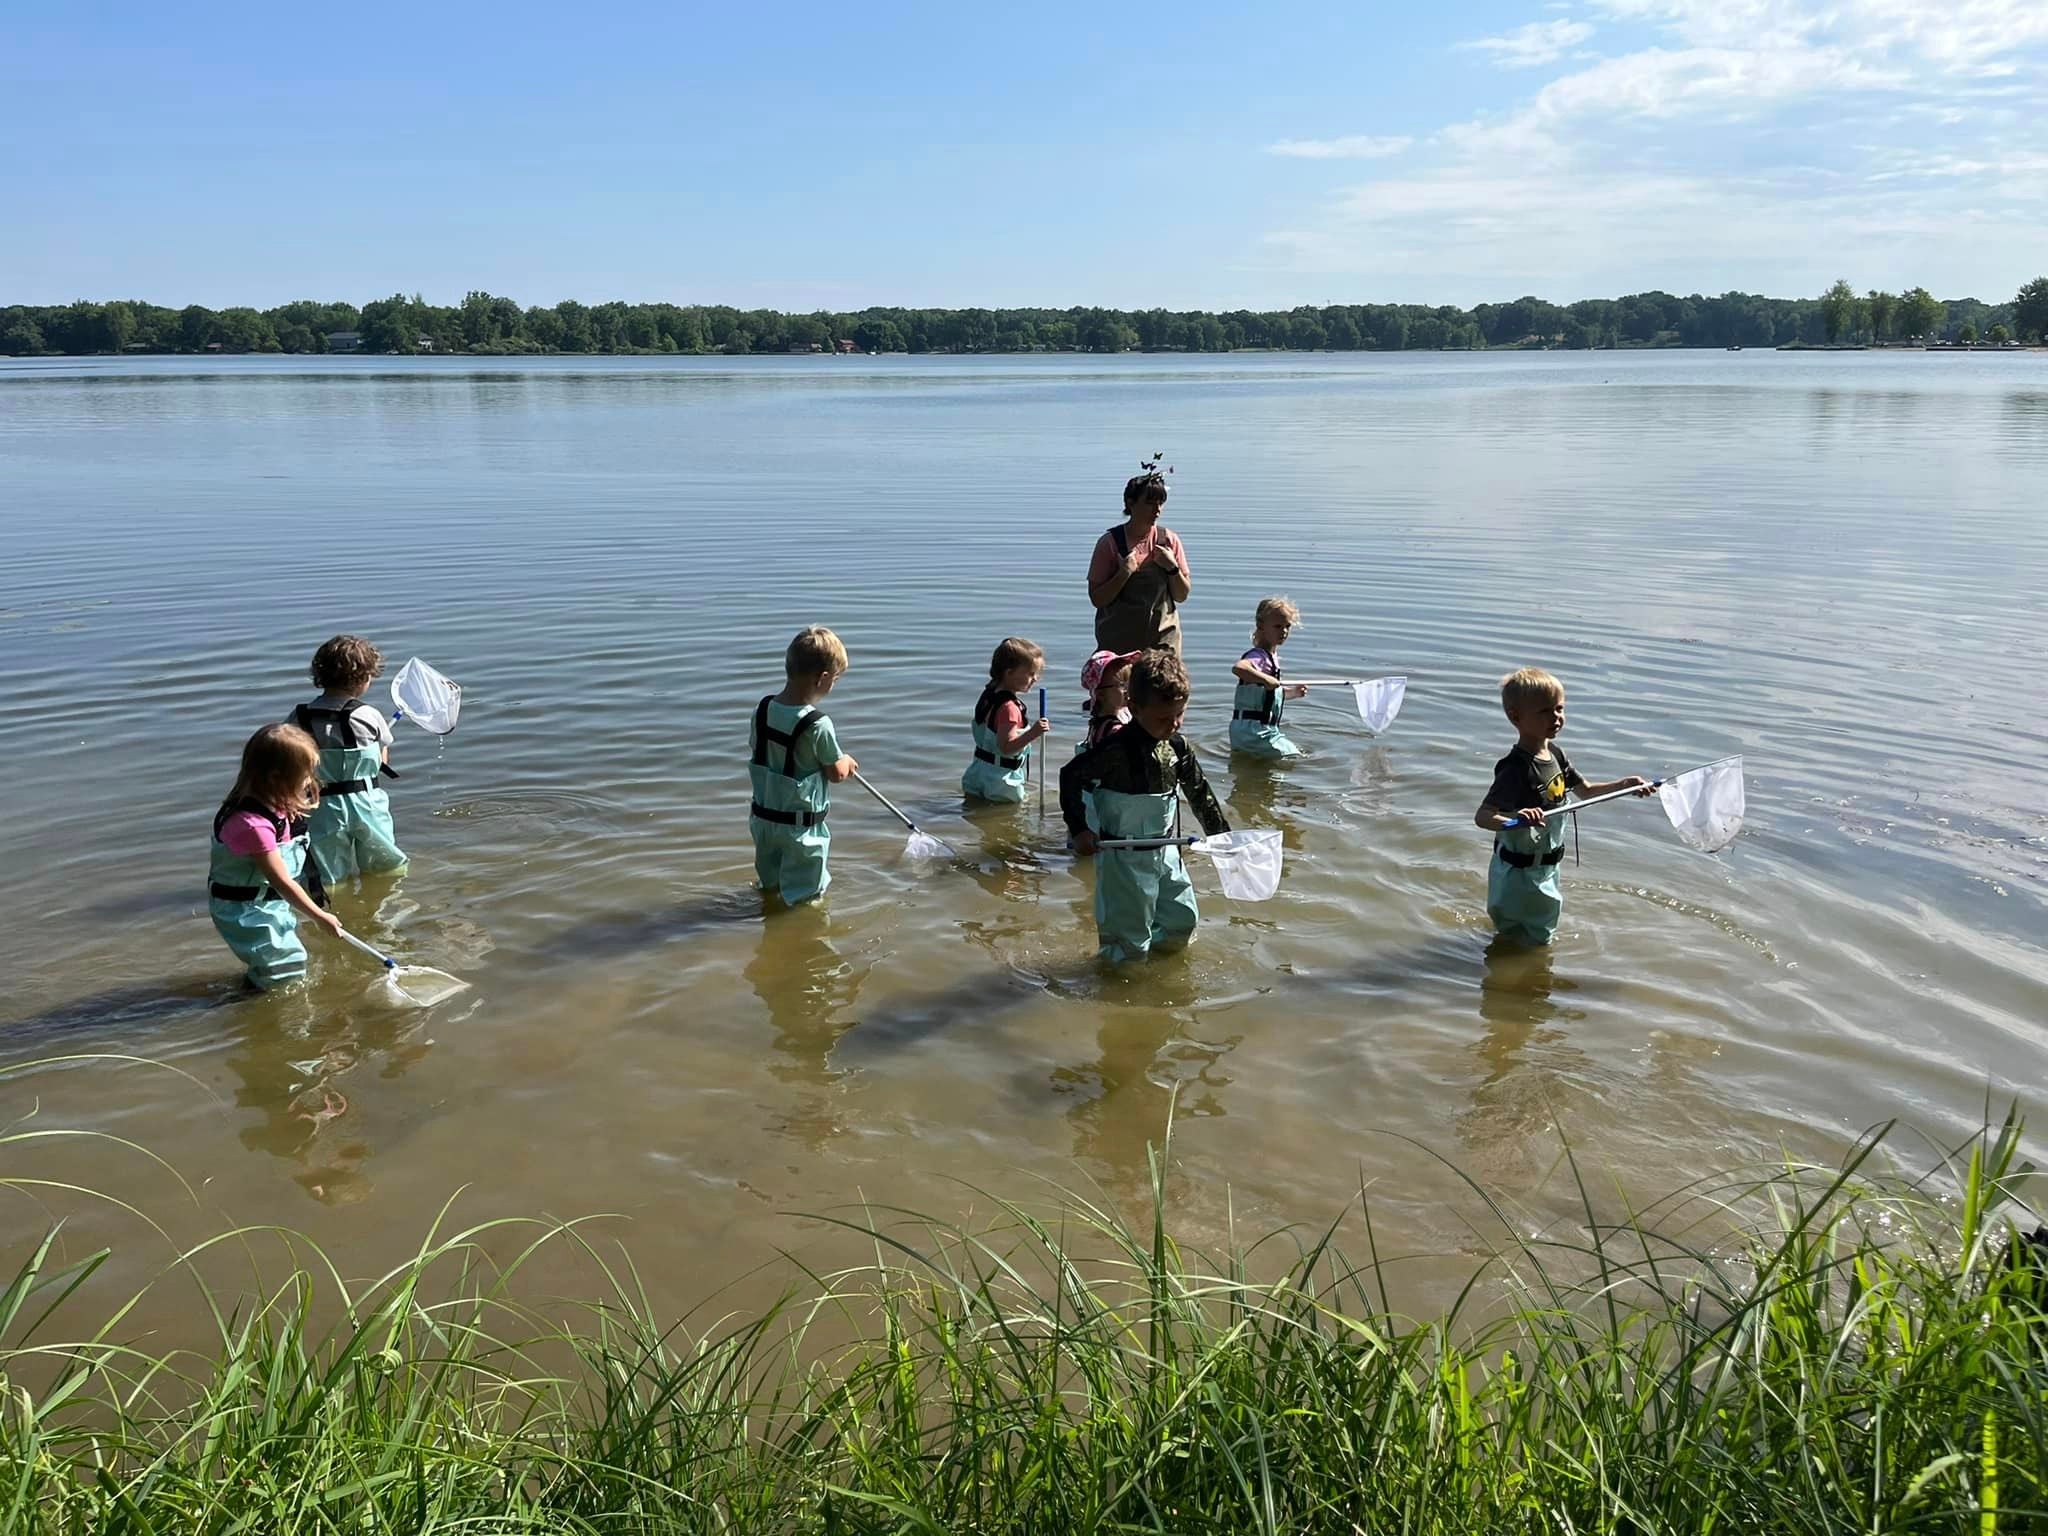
<box><xmin>1474</xmin><ymin>667</ymin><xmax>1649</xmax><ymax>945</ymax></box>
<box><xmin>749</xmin><ymin>627</ymin><xmax>857</xmax><ymax>905</ymax></box>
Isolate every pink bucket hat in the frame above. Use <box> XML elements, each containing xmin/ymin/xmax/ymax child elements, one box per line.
<box><xmin>1081</xmin><ymin>649</ymin><xmax>1141</xmax><ymax>704</ymax></box>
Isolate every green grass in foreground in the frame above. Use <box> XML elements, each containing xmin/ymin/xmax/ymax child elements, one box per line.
<box><xmin>2</xmin><ymin>1093</ymin><xmax>2046</xmax><ymax>1534</ymax></box>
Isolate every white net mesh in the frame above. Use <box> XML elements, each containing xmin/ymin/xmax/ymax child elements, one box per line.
<box><xmin>1193</xmin><ymin>830</ymin><xmax>1284</xmax><ymax>901</ymax></box>
<box><xmin>906</xmin><ymin>829</ymin><xmax>955</xmax><ymax>861</ymax></box>
<box><xmin>374</xmin><ymin>966</ymin><xmax>470</xmax><ymax>1008</ymax></box>
<box><xmin>391</xmin><ymin>657</ymin><xmax>462</xmax><ymax>735</ymax></box>
<box><xmin>1352</xmin><ymin>676</ymin><xmax>1407</xmax><ymax>735</ymax></box>
<box><xmin>1661</xmin><ymin>756</ymin><xmax>1745</xmax><ymax>852</ymax></box>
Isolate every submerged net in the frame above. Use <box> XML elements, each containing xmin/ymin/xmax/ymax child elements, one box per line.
<box><xmin>1193</xmin><ymin>830</ymin><xmax>1284</xmax><ymax>901</ymax></box>
<box><xmin>374</xmin><ymin>966</ymin><xmax>471</xmax><ymax>1009</ymax></box>
<box><xmin>905</xmin><ymin>829</ymin><xmax>955</xmax><ymax>861</ymax></box>
<box><xmin>391</xmin><ymin>657</ymin><xmax>462</xmax><ymax>735</ymax></box>
<box><xmin>1351</xmin><ymin>676</ymin><xmax>1407</xmax><ymax>735</ymax></box>
<box><xmin>1661</xmin><ymin>755</ymin><xmax>1745</xmax><ymax>852</ymax></box>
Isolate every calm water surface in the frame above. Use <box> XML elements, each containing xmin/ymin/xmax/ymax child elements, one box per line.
<box><xmin>2</xmin><ymin>351</ymin><xmax>2044</xmax><ymax>1311</ymax></box>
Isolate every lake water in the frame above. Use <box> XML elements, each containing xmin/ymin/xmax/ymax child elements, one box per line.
<box><xmin>2</xmin><ymin>351</ymin><xmax>2044</xmax><ymax>1312</ymax></box>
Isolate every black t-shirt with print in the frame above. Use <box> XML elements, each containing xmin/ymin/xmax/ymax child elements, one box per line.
<box><xmin>1484</xmin><ymin>743</ymin><xmax>1587</xmax><ymax>815</ymax></box>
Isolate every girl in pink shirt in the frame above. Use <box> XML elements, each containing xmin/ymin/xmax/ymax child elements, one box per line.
<box><xmin>208</xmin><ymin>724</ymin><xmax>344</xmax><ymax>989</ymax></box>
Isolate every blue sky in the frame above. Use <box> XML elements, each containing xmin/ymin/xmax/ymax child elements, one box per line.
<box><xmin>5</xmin><ymin>0</ymin><xmax>2044</xmax><ymax>309</ymax></box>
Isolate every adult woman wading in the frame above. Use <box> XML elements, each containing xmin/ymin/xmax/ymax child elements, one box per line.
<box><xmin>1088</xmin><ymin>469</ymin><xmax>1191</xmax><ymax>658</ymax></box>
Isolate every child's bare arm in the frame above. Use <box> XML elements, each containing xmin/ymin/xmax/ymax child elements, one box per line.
<box><xmin>995</xmin><ymin>713</ymin><xmax>1051</xmax><ymax>754</ymax></box>
<box><xmin>823</xmin><ymin>754</ymin><xmax>857</xmax><ymax>783</ymax></box>
<box><xmin>1231</xmin><ymin>659</ymin><xmax>1282</xmax><ymax>688</ymax></box>
<box><xmin>1577</xmin><ymin>774</ymin><xmax>1653</xmax><ymax>799</ymax></box>
<box><xmin>255</xmin><ymin>848</ymin><xmax>343</xmax><ymax>934</ymax></box>
<box><xmin>1476</xmin><ymin>798</ymin><xmax>1545</xmax><ymax>831</ymax></box>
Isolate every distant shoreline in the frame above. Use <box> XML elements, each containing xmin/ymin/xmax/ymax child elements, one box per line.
<box><xmin>7</xmin><ymin>342</ymin><xmax>2043</xmax><ymax>362</ymax></box>
<box><xmin>7</xmin><ymin>282</ymin><xmax>2040</xmax><ymax>359</ymax></box>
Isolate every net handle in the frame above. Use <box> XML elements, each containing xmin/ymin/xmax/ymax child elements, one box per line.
<box><xmin>333</xmin><ymin>926</ymin><xmax>397</xmax><ymax>970</ymax></box>
<box><xmin>850</xmin><ymin>768</ymin><xmax>920</xmax><ymax>833</ymax></box>
<box><xmin>1500</xmin><ymin>778</ymin><xmax>1663</xmax><ymax>830</ymax></box>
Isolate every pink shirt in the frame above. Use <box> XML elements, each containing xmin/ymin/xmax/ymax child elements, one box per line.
<box><xmin>1087</xmin><ymin>522</ymin><xmax>1189</xmax><ymax>590</ymax></box>
<box><xmin>991</xmin><ymin>698</ymin><xmax>1027</xmax><ymax>738</ymax></box>
<box><xmin>218</xmin><ymin>809</ymin><xmax>288</xmax><ymax>858</ymax></box>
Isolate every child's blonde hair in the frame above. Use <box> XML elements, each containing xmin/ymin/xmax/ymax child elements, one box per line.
<box><xmin>226</xmin><ymin>723</ymin><xmax>321</xmax><ymax>818</ymax></box>
<box><xmin>989</xmin><ymin>637</ymin><xmax>1043</xmax><ymax>682</ymax></box>
<box><xmin>785</xmin><ymin>626</ymin><xmax>848</xmax><ymax>679</ymax></box>
<box><xmin>1500</xmin><ymin>667</ymin><xmax>1564</xmax><ymax>719</ymax></box>
<box><xmin>311</xmin><ymin>635</ymin><xmax>383</xmax><ymax>695</ymax></box>
<box><xmin>1252</xmin><ymin>595</ymin><xmax>1300</xmax><ymax>642</ymax></box>
<box><xmin>1128</xmin><ymin>648</ymin><xmax>1191</xmax><ymax>708</ymax></box>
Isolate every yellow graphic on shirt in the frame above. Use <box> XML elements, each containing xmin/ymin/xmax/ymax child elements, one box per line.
<box><xmin>1544</xmin><ymin>770</ymin><xmax>1567</xmax><ymax>802</ymax></box>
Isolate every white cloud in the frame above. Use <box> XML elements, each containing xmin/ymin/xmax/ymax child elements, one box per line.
<box><xmin>1588</xmin><ymin>0</ymin><xmax>2048</xmax><ymax>72</ymax></box>
<box><xmin>1255</xmin><ymin>0</ymin><xmax>2048</xmax><ymax>299</ymax></box>
<box><xmin>1266</xmin><ymin>135</ymin><xmax>1414</xmax><ymax>160</ymax></box>
<box><xmin>1458</xmin><ymin>18</ymin><xmax>1597</xmax><ymax>68</ymax></box>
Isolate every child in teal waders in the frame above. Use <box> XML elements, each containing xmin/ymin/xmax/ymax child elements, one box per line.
<box><xmin>1061</xmin><ymin>649</ymin><xmax>1230</xmax><ymax>963</ymax></box>
<box><xmin>961</xmin><ymin>637</ymin><xmax>1052</xmax><ymax>804</ymax></box>
<box><xmin>296</xmin><ymin>635</ymin><xmax>407</xmax><ymax>886</ymax></box>
<box><xmin>749</xmin><ymin>627</ymin><xmax>858</xmax><ymax>905</ymax></box>
<box><xmin>208</xmin><ymin>723</ymin><xmax>346</xmax><ymax>989</ymax></box>
<box><xmin>1474</xmin><ymin>667</ymin><xmax>1652</xmax><ymax>946</ymax></box>
<box><xmin>1229</xmin><ymin>595</ymin><xmax>1309</xmax><ymax>760</ymax></box>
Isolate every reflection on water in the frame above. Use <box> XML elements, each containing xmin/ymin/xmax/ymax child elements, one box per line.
<box><xmin>1054</xmin><ymin>1009</ymin><xmax>1239</xmax><ymax>1196</ymax></box>
<box><xmin>745</xmin><ymin>905</ymin><xmax>867</xmax><ymax>1149</ymax></box>
<box><xmin>1455</xmin><ymin>939</ymin><xmax>1589</xmax><ymax>1182</ymax></box>
<box><xmin>746</xmin><ymin>905</ymin><xmax>865</xmax><ymax>1086</ymax></box>
<box><xmin>226</xmin><ymin>983</ymin><xmax>435</xmax><ymax>1205</ymax></box>
<box><xmin>2</xmin><ymin>350</ymin><xmax>2045</xmax><ymax>1324</ymax></box>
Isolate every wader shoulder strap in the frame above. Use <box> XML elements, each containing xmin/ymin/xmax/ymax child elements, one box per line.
<box><xmin>1110</xmin><ymin>524</ymin><xmax>1129</xmax><ymax>559</ymax></box>
<box><xmin>213</xmin><ymin>797</ymin><xmax>288</xmax><ymax>844</ymax></box>
<box><xmin>753</xmin><ymin>696</ymin><xmax>823</xmax><ymax>779</ymax></box>
<box><xmin>294</xmin><ymin>702</ymin><xmax>375</xmax><ymax>750</ymax></box>
<box><xmin>972</xmin><ymin>685</ymin><xmax>1021</xmax><ymax>729</ymax></box>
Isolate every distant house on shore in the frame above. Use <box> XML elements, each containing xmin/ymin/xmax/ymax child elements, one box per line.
<box><xmin>416</xmin><ymin>336</ymin><xmax>437</xmax><ymax>353</ymax></box>
<box><xmin>836</xmin><ymin>338</ymin><xmax>858</xmax><ymax>354</ymax></box>
<box><xmin>787</xmin><ymin>341</ymin><xmax>822</xmax><ymax>354</ymax></box>
<box><xmin>325</xmin><ymin>331</ymin><xmax>362</xmax><ymax>353</ymax></box>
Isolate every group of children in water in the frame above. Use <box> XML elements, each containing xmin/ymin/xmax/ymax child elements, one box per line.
<box><xmin>210</xmin><ymin>609</ymin><xmax>1651</xmax><ymax>989</ymax></box>
<box><xmin>741</xmin><ymin>596</ymin><xmax>1653</xmax><ymax>968</ymax></box>
<box><xmin>208</xmin><ymin>637</ymin><xmax>409</xmax><ymax>989</ymax></box>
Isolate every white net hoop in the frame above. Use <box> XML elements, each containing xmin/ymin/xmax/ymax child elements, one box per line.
<box><xmin>905</xmin><ymin>829</ymin><xmax>955</xmax><ymax>861</ymax></box>
<box><xmin>1661</xmin><ymin>755</ymin><xmax>1745</xmax><ymax>852</ymax></box>
<box><xmin>1351</xmin><ymin>676</ymin><xmax>1407</xmax><ymax>735</ymax></box>
<box><xmin>1192</xmin><ymin>830</ymin><xmax>1284</xmax><ymax>901</ymax></box>
<box><xmin>391</xmin><ymin>657</ymin><xmax>462</xmax><ymax>735</ymax></box>
<box><xmin>374</xmin><ymin>966</ymin><xmax>470</xmax><ymax>1008</ymax></box>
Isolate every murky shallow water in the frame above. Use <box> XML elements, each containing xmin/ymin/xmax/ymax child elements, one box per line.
<box><xmin>2</xmin><ymin>351</ymin><xmax>2044</xmax><ymax>1313</ymax></box>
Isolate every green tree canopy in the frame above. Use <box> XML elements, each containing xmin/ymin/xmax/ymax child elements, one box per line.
<box><xmin>1897</xmin><ymin>287</ymin><xmax>1944</xmax><ymax>341</ymax></box>
<box><xmin>1820</xmin><ymin>278</ymin><xmax>1857</xmax><ymax>343</ymax></box>
<box><xmin>2013</xmin><ymin>276</ymin><xmax>2048</xmax><ymax>343</ymax></box>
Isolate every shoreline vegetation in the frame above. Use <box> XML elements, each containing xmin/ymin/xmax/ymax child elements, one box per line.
<box><xmin>6</xmin><ymin>276</ymin><xmax>2045</xmax><ymax>359</ymax></box>
<box><xmin>3</xmin><ymin>1073</ymin><xmax>2044</xmax><ymax>1532</ymax></box>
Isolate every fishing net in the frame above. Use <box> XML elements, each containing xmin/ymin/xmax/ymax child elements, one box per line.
<box><xmin>391</xmin><ymin>657</ymin><xmax>462</xmax><ymax>735</ymax></box>
<box><xmin>905</xmin><ymin>828</ymin><xmax>955</xmax><ymax>861</ymax></box>
<box><xmin>1661</xmin><ymin>755</ymin><xmax>1745</xmax><ymax>852</ymax></box>
<box><xmin>1193</xmin><ymin>830</ymin><xmax>1284</xmax><ymax>901</ymax></box>
<box><xmin>1351</xmin><ymin>676</ymin><xmax>1406</xmax><ymax>735</ymax></box>
<box><xmin>373</xmin><ymin>966</ymin><xmax>472</xmax><ymax>1008</ymax></box>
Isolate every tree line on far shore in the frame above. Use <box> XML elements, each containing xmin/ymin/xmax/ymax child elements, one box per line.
<box><xmin>4</xmin><ymin>278</ymin><xmax>2044</xmax><ymax>358</ymax></box>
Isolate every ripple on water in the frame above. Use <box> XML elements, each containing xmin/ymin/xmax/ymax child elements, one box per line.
<box><xmin>1</xmin><ymin>351</ymin><xmax>2045</xmax><ymax>1322</ymax></box>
